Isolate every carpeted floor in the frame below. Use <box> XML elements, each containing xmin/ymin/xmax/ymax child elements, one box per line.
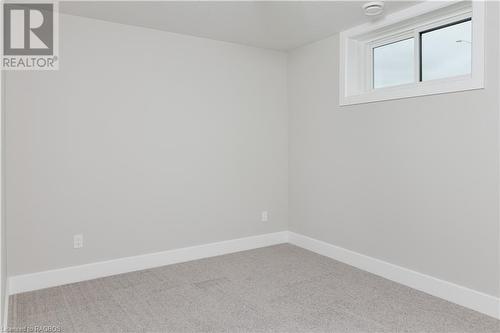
<box><xmin>8</xmin><ymin>244</ymin><xmax>500</xmax><ymax>332</ymax></box>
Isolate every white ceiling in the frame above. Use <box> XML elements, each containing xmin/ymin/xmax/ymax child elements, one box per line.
<box><xmin>59</xmin><ymin>1</ymin><xmax>419</xmax><ymax>51</ymax></box>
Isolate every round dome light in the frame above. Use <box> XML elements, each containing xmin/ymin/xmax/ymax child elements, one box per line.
<box><xmin>363</xmin><ymin>1</ymin><xmax>384</xmax><ymax>16</ymax></box>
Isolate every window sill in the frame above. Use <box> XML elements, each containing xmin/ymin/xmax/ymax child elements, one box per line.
<box><xmin>339</xmin><ymin>75</ymin><xmax>484</xmax><ymax>106</ymax></box>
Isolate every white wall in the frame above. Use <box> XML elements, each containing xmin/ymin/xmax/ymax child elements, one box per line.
<box><xmin>5</xmin><ymin>14</ymin><xmax>288</xmax><ymax>275</ymax></box>
<box><xmin>1</xmin><ymin>68</ymin><xmax>5</xmax><ymax>324</ymax></box>
<box><xmin>288</xmin><ymin>2</ymin><xmax>499</xmax><ymax>297</ymax></box>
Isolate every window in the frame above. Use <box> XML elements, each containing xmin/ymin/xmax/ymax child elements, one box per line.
<box><xmin>373</xmin><ymin>38</ymin><xmax>415</xmax><ymax>89</ymax></box>
<box><xmin>339</xmin><ymin>1</ymin><xmax>485</xmax><ymax>106</ymax></box>
<box><xmin>420</xmin><ymin>19</ymin><xmax>472</xmax><ymax>81</ymax></box>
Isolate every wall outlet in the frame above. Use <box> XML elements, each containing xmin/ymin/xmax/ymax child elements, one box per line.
<box><xmin>73</xmin><ymin>234</ymin><xmax>83</xmax><ymax>249</ymax></box>
<box><xmin>261</xmin><ymin>211</ymin><xmax>269</xmax><ymax>222</ymax></box>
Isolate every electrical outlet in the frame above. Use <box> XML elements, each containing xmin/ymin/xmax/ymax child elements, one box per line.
<box><xmin>73</xmin><ymin>234</ymin><xmax>83</xmax><ymax>249</ymax></box>
<box><xmin>261</xmin><ymin>211</ymin><xmax>269</xmax><ymax>222</ymax></box>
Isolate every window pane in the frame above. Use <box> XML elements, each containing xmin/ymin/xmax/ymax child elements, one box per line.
<box><xmin>421</xmin><ymin>19</ymin><xmax>471</xmax><ymax>81</ymax></box>
<box><xmin>373</xmin><ymin>38</ymin><xmax>414</xmax><ymax>89</ymax></box>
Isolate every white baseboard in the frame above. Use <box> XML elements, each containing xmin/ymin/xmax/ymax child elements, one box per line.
<box><xmin>7</xmin><ymin>230</ymin><xmax>499</xmax><ymax>320</ymax></box>
<box><xmin>8</xmin><ymin>231</ymin><xmax>288</xmax><ymax>295</ymax></box>
<box><xmin>288</xmin><ymin>231</ymin><xmax>500</xmax><ymax>320</ymax></box>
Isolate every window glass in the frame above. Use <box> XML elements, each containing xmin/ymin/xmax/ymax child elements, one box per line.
<box><xmin>373</xmin><ymin>38</ymin><xmax>415</xmax><ymax>89</ymax></box>
<box><xmin>421</xmin><ymin>19</ymin><xmax>472</xmax><ymax>81</ymax></box>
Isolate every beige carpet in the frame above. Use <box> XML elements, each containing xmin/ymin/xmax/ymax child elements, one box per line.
<box><xmin>8</xmin><ymin>244</ymin><xmax>500</xmax><ymax>332</ymax></box>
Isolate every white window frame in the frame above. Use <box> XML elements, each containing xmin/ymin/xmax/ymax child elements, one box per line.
<box><xmin>339</xmin><ymin>1</ymin><xmax>485</xmax><ymax>106</ymax></box>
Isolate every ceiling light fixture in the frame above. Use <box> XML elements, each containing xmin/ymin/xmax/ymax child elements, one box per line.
<box><xmin>363</xmin><ymin>1</ymin><xmax>384</xmax><ymax>16</ymax></box>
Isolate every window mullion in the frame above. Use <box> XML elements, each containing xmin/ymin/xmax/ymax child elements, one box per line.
<box><xmin>414</xmin><ymin>30</ymin><xmax>421</xmax><ymax>83</ymax></box>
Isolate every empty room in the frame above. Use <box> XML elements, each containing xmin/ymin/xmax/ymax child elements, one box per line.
<box><xmin>0</xmin><ymin>0</ymin><xmax>499</xmax><ymax>332</ymax></box>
